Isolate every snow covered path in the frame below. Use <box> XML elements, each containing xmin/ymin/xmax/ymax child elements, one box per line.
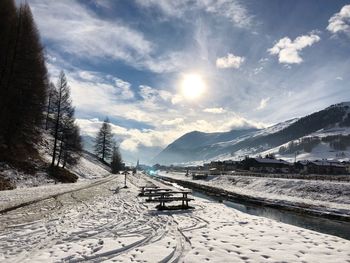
<box><xmin>0</xmin><ymin>173</ymin><xmax>349</xmax><ymax>262</ymax></box>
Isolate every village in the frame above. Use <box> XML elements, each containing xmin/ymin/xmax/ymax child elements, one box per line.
<box><xmin>152</xmin><ymin>156</ymin><xmax>350</xmax><ymax>179</ymax></box>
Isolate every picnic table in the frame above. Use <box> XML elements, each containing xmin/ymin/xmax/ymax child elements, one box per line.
<box><xmin>139</xmin><ymin>186</ymin><xmax>170</xmax><ymax>196</ymax></box>
<box><xmin>145</xmin><ymin>191</ymin><xmax>193</xmax><ymax>209</ymax></box>
<box><xmin>138</xmin><ymin>186</ymin><xmax>194</xmax><ymax>210</ymax></box>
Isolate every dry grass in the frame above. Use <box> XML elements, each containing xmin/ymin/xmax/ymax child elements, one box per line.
<box><xmin>48</xmin><ymin>166</ymin><xmax>78</xmax><ymax>183</ymax></box>
<box><xmin>0</xmin><ymin>175</ymin><xmax>16</xmax><ymax>191</ymax></box>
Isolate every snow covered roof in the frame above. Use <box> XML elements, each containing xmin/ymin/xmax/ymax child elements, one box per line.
<box><xmin>254</xmin><ymin>158</ymin><xmax>291</xmax><ymax>165</ymax></box>
<box><xmin>309</xmin><ymin>160</ymin><xmax>346</xmax><ymax>168</ymax></box>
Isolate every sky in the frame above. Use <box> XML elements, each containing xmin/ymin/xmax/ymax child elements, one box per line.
<box><xmin>24</xmin><ymin>0</ymin><xmax>350</xmax><ymax>164</ymax></box>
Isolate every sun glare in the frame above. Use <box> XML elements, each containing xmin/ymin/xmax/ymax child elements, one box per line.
<box><xmin>180</xmin><ymin>73</ymin><xmax>206</xmax><ymax>100</ymax></box>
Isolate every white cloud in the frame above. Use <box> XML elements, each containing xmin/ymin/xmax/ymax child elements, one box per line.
<box><xmin>138</xmin><ymin>85</ymin><xmax>174</xmax><ymax>110</ymax></box>
<box><xmin>216</xmin><ymin>53</ymin><xmax>245</xmax><ymax>69</ymax></box>
<box><xmin>136</xmin><ymin>0</ymin><xmax>253</xmax><ymax>28</ymax></box>
<box><xmin>201</xmin><ymin>0</ymin><xmax>253</xmax><ymax>28</ymax></box>
<box><xmin>253</xmin><ymin>66</ymin><xmax>263</xmax><ymax>75</ymax></box>
<box><xmin>171</xmin><ymin>94</ymin><xmax>183</xmax><ymax>105</ymax></box>
<box><xmin>327</xmin><ymin>5</ymin><xmax>350</xmax><ymax>34</ymax></box>
<box><xmin>72</xmin><ymin>70</ymin><xmax>135</xmax><ymax>101</ymax></box>
<box><xmin>161</xmin><ymin>118</ymin><xmax>184</xmax><ymax>126</ymax></box>
<box><xmin>76</xmin><ymin>109</ymin><xmax>266</xmax><ymax>154</ymax></box>
<box><xmin>203</xmin><ymin>107</ymin><xmax>226</xmax><ymax>114</ymax></box>
<box><xmin>336</xmin><ymin>76</ymin><xmax>343</xmax><ymax>81</ymax></box>
<box><xmin>115</xmin><ymin>79</ymin><xmax>134</xmax><ymax>100</ymax></box>
<box><xmin>219</xmin><ymin>115</ymin><xmax>266</xmax><ymax>131</ymax></box>
<box><xmin>28</xmin><ymin>0</ymin><xmax>186</xmax><ymax>73</ymax></box>
<box><xmin>257</xmin><ymin>97</ymin><xmax>270</xmax><ymax>110</ymax></box>
<box><xmin>268</xmin><ymin>34</ymin><xmax>320</xmax><ymax>64</ymax></box>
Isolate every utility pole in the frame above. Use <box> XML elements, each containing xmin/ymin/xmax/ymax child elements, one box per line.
<box><xmin>123</xmin><ymin>171</ymin><xmax>128</xmax><ymax>188</ymax></box>
<box><xmin>294</xmin><ymin>151</ymin><xmax>298</xmax><ymax>163</ymax></box>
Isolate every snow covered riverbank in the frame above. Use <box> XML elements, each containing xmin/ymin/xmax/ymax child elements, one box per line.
<box><xmin>157</xmin><ymin>171</ymin><xmax>350</xmax><ymax>219</ymax></box>
<box><xmin>1</xmin><ymin>172</ymin><xmax>350</xmax><ymax>262</ymax></box>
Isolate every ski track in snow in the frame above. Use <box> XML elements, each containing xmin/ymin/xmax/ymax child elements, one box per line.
<box><xmin>0</xmin><ymin>173</ymin><xmax>350</xmax><ymax>262</ymax></box>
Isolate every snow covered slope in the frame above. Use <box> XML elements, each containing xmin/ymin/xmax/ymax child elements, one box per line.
<box><xmin>0</xmin><ymin>131</ymin><xmax>111</xmax><ymax>189</ymax></box>
<box><xmin>67</xmin><ymin>151</ymin><xmax>111</xmax><ymax>179</ymax></box>
<box><xmin>155</xmin><ymin>102</ymin><xmax>350</xmax><ymax>164</ymax></box>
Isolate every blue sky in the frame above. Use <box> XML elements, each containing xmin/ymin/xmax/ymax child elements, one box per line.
<box><xmin>26</xmin><ymin>0</ymin><xmax>350</xmax><ymax>164</ymax></box>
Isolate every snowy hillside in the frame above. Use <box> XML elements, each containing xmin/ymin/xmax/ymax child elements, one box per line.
<box><xmin>0</xmin><ymin>133</ymin><xmax>111</xmax><ymax>189</ymax></box>
<box><xmin>260</xmin><ymin>126</ymin><xmax>350</xmax><ymax>162</ymax></box>
<box><xmin>155</xmin><ymin>102</ymin><xmax>350</xmax><ymax>165</ymax></box>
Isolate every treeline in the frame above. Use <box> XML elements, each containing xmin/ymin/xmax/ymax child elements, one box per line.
<box><xmin>0</xmin><ymin>0</ymin><xmax>47</xmax><ymax>162</ymax></box>
<box><xmin>323</xmin><ymin>134</ymin><xmax>350</xmax><ymax>151</ymax></box>
<box><xmin>279</xmin><ymin>134</ymin><xmax>350</xmax><ymax>154</ymax></box>
<box><xmin>0</xmin><ymin>0</ymin><xmax>82</xmax><ymax>181</ymax></box>
<box><xmin>278</xmin><ymin>137</ymin><xmax>321</xmax><ymax>154</ymax></box>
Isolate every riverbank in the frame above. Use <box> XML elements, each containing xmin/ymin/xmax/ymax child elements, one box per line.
<box><xmin>156</xmin><ymin>171</ymin><xmax>350</xmax><ymax>221</ymax></box>
<box><xmin>1</xmin><ymin>172</ymin><xmax>350</xmax><ymax>262</ymax></box>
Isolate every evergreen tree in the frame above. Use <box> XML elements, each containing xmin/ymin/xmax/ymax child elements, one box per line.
<box><xmin>0</xmin><ymin>0</ymin><xmax>17</xmax><ymax>94</ymax></box>
<box><xmin>94</xmin><ymin>118</ymin><xmax>113</xmax><ymax>162</ymax></box>
<box><xmin>45</xmin><ymin>82</ymin><xmax>57</xmax><ymax>130</ymax></box>
<box><xmin>111</xmin><ymin>143</ymin><xmax>123</xmax><ymax>174</ymax></box>
<box><xmin>50</xmin><ymin>71</ymin><xmax>75</xmax><ymax>167</ymax></box>
<box><xmin>58</xmin><ymin>123</ymin><xmax>82</xmax><ymax>168</ymax></box>
<box><xmin>0</xmin><ymin>1</ymin><xmax>48</xmax><ymax>161</ymax></box>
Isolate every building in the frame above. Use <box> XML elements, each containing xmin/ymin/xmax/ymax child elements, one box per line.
<box><xmin>192</xmin><ymin>171</ymin><xmax>209</xmax><ymax>180</ymax></box>
<box><xmin>246</xmin><ymin>158</ymin><xmax>292</xmax><ymax>173</ymax></box>
<box><xmin>306</xmin><ymin>160</ymin><xmax>347</xmax><ymax>174</ymax></box>
<box><xmin>209</xmin><ymin>167</ymin><xmax>220</xmax><ymax>175</ymax></box>
<box><xmin>208</xmin><ymin>160</ymin><xmax>239</xmax><ymax>172</ymax></box>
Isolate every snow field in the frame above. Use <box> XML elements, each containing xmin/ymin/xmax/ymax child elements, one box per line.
<box><xmin>0</xmin><ymin>173</ymin><xmax>349</xmax><ymax>262</ymax></box>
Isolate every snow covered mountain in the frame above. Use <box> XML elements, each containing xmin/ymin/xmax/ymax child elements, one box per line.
<box><xmin>154</xmin><ymin>102</ymin><xmax>350</xmax><ymax>165</ymax></box>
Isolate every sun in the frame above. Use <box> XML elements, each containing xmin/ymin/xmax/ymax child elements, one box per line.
<box><xmin>180</xmin><ymin>73</ymin><xmax>206</xmax><ymax>100</ymax></box>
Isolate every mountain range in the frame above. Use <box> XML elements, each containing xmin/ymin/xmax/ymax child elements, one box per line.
<box><xmin>153</xmin><ymin>102</ymin><xmax>350</xmax><ymax>165</ymax></box>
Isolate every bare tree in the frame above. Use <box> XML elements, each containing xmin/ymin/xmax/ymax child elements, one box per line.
<box><xmin>50</xmin><ymin>71</ymin><xmax>74</xmax><ymax>167</ymax></box>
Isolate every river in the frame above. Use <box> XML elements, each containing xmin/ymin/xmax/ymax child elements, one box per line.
<box><xmin>155</xmin><ymin>176</ymin><xmax>350</xmax><ymax>240</ymax></box>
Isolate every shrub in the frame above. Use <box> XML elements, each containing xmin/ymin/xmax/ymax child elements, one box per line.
<box><xmin>48</xmin><ymin>166</ymin><xmax>78</xmax><ymax>183</ymax></box>
<box><xmin>0</xmin><ymin>175</ymin><xmax>15</xmax><ymax>191</ymax></box>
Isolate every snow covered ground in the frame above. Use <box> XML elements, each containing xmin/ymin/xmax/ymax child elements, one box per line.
<box><xmin>157</xmin><ymin>171</ymin><xmax>350</xmax><ymax>217</ymax></box>
<box><xmin>1</xmin><ymin>172</ymin><xmax>350</xmax><ymax>262</ymax></box>
<box><xmin>0</xmin><ymin>150</ymin><xmax>110</xmax><ymax>190</ymax></box>
<box><xmin>67</xmin><ymin>151</ymin><xmax>111</xmax><ymax>180</ymax></box>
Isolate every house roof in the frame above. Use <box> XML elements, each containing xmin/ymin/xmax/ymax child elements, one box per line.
<box><xmin>309</xmin><ymin>160</ymin><xmax>346</xmax><ymax>168</ymax></box>
<box><xmin>254</xmin><ymin>158</ymin><xmax>291</xmax><ymax>165</ymax></box>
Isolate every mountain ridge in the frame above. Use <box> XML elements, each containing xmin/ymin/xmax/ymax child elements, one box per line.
<box><xmin>153</xmin><ymin>102</ymin><xmax>350</xmax><ymax>165</ymax></box>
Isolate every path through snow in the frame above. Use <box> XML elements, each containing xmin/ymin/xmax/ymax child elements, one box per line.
<box><xmin>0</xmin><ymin>173</ymin><xmax>349</xmax><ymax>262</ymax></box>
